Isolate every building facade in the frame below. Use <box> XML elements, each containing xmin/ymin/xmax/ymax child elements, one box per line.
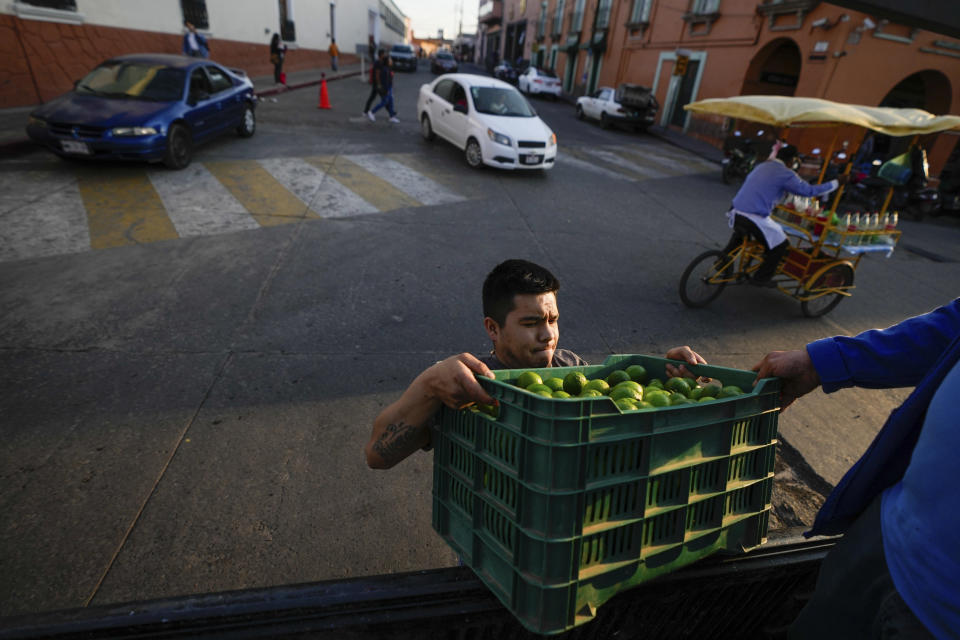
<box><xmin>483</xmin><ymin>0</ymin><xmax>960</xmax><ymax>176</ymax></box>
<box><xmin>0</xmin><ymin>0</ymin><xmax>408</xmax><ymax>108</ymax></box>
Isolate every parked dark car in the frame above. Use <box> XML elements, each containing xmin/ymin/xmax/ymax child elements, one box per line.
<box><xmin>431</xmin><ymin>50</ymin><xmax>458</xmax><ymax>74</ymax></box>
<box><xmin>492</xmin><ymin>61</ymin><xmax>518</xmax><ymax>85</ymax></box>
<box><xmin>389</xmin><ymin>43</ymin><xmax>417</xmax><ymax>72</ymax></box>
<box><xmin>25</xmin><ymin>53</ymin><xmax>256</xmax><ymax>170</ymax></box>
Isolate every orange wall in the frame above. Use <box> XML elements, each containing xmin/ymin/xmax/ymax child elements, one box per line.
<box><xmin>0</xmin><ymin>14</ymin><xmax>349</xmax><ymax>108</ymax></box>
<box><xmin>600</xmin><ymin>0</ymin><xmax>960</xmax><ymax>177</ymax></box>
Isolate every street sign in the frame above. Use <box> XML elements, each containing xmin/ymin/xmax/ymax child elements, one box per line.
<box><xmin>674</xmin><ymin>54</ymin><xmax>689</xmax><ymax>76</ymax></box>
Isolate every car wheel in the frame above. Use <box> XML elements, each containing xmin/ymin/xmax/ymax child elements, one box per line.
<box><xmin>576</xmin><ymin>104</ymin><xmax>584</xmax><ymax>120</ymax></box>
<box><xmin>163</xmin><ymin>123</ymin><xmax>192</xmax><ymax>170</ymax></box>
<box><xmin>464</xmin><ymin>138</ymin><xmax>483</xmax><ymax>169</ymax></box>
<box><xmin>600</xmin><ymin>112</ymin><xmax>611</xmax><ymax>130</ymax></box>
<box><xmin>420</xmin><ymin>114</ymin><xmax>435</xmax><ymax>141</ymax></box>
<box><xmin>236</xmin><ymin>103</ymin><xmax>256</xmax><ymax>138</ymax></box>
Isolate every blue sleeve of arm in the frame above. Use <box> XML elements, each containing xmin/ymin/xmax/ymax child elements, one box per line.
<box><xmin>807</xmin><ymin>299</ymin><xmax>960</xmax><ymax>392</ymax></box>
<box><xmin>783</xmin><ymin>170</ymin><xmax>839</xmax><ymax>198</ymax></box>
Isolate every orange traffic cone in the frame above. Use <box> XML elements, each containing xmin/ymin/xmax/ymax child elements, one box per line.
<box><xmin>318</xmin><ymin>73</ymin><xmax>331</xmax><ymax>109</ymax></box>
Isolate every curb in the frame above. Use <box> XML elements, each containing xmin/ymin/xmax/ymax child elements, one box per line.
<box><xmin>255</xmin><ymin>70</ymin><xmax>361</xmax><ymax>98</ymax></box>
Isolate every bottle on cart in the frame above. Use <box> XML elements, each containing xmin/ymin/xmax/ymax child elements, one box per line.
<box><xmin>843</xmin><ymin>213</ymin><xmax>855</xmax><ymax>246</ymax></box>
<box><xmin>848</xmin><ymin>213</ymin><xmax>861</xmax><ymax>246</ymax></box>
<box><xmin>883</xmin><ymin>211</ymin><xmax>899</xmax><ymax>245</ymax></box>
<box><xmin>868</xmin><ymin>213</ymin><xmax>879</xmax><ymax>244</ymax></box>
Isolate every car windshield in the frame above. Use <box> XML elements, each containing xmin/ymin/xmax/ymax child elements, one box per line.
<box><xmin>437</xmin><ymin>52</ymin><xmax>454</xmax><ymax>60</ymax></box>
<box><xmin>536</xmin><ymin>68</ymin><xmax>558</xmax><ymax>78</ymax></box>
<box><xmin>76</xmin><ymin>62</ymin><xmax>186</xmax><ymax>101</ymax></box>
<box><xmin>392</xmin><ymin>45</ymin><xmax>413</xmax><ymax>53</ymax></box>
<box><xmin>470</xmin><ymin>86</ymin><xmax>535</xmax><ymax>117</ymax></box>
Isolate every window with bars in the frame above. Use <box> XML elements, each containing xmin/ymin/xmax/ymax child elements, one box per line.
<box><xmin>180</xmin><ymin>0</ymin><xmax>208</xmax><ymax>29</ymax></box>
<box><xmin>691</xmin><ymin>0</ymin><xmax>720</xmax><ymax>14</ymax></box>
<box><xmin>595</xmin><ymin>0</ymin><xmax>612</xmax><ymax>29</ymax></box>
<box><xmin>571</xmin><ymin>0</ymin><xmax>585</xmax><ymax>33</ymax></box>
<box><xmin>629</xmin><ymin>0</ymin><xmax>652</xmax><ymax>24</ymax></box>
<box><xmin>552</xmin><ymin>0</ymin><xmax>566</xmax><ymax>35</ymax></box>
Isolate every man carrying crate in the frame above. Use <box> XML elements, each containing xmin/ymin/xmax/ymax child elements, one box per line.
<box><xmin>365</xmin><ymin>259</ymin><xmax>705</xmax><ymax>469</ymax></box>
<box><xmin>753</xmin><ymin>298</ymin><xmax>960</xmax><ymax>639</ymax></box>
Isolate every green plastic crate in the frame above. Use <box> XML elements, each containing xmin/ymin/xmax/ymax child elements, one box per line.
<box><xmin>431</xmin><ymin>354</ymin><xmax>780</xmax><ymax>635</ymax></box>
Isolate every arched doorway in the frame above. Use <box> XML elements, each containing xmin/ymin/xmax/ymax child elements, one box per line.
<box><xmin>740</xmin><ymin>38</ymin><xmax>801</xmax><ymax>96</ymax></box>
<box><xmin>874</xmin><ymin>70</ymin><xmax>953</xmax><ymax>165</ymax></box>
<box><xmin>879</xmin><ymin>70</ymin><xmax>951</xmax><ymax>112</ymax></box>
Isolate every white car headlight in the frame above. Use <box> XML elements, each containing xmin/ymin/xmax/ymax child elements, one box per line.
<box><xmin>548</xmin><ymin>133</ymin><xmax>557</xmax><ymax>147</ymax></box>
<box><xmin>111</xmin><ymin>126</ymin><xmax>158</xmax><ymax>137</ymax></box>
<box><xmin>487</xmin><ymin>128</ymin><xmax>511</xmax><ymax>147</ymax></box>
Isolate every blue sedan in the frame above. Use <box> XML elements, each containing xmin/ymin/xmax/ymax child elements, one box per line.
<box><xmin>26</xmin><ymin>53</ymin><xmax>256</xmax><ymax>169</ymax></box>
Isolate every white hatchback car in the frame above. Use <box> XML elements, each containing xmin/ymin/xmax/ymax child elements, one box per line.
<box><xmin>417</xmin><ymin>73</ymin><xmax>557</xmax><ymax>170</ymax></box>
<box><xmin>518</xmin><ymin>67</ymin><xmax>562</xmax><ymax>98</ymax></box>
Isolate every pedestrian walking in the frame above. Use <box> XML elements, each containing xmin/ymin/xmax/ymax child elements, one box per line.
<box><xmin>182</xmin><ymin>21</ymin><xmax>209</xmax><ymax>58</ymax></box>
<box><xmin>363</xmin><ymin>49</ymin><xmax>386</xmax><ymax>118</ymax></box>
<box><xmin>329</xmin><ymin>38</ymin><xmax>339</xmax><ymax>71</ymax></box>
<box><xmin>368</xmin><ymin>56</ymin><xmax>399</xmax><ymax>123</ymax></box>
<box><xmin>270</xmin><ymin>33</ymin><xmax>287</xmax><ymax>85</ymax></box>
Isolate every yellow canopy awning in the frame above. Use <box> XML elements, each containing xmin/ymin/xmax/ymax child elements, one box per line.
<box><xmin>684</xmin><ymin>95</ymin><xmax>960</xmax><ymax>136</ymax></box>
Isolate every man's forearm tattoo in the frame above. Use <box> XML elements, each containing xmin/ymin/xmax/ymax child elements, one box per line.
<box><xmin>373</xmin><ymin>421</ymin><xmax>420</xmax><ymax>465</ymax></box>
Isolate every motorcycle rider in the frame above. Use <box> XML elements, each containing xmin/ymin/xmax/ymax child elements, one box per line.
<box><xmin>720</xmin><ymin>142</ymin><xmax>843</xmax><ymax>286</ymax></box>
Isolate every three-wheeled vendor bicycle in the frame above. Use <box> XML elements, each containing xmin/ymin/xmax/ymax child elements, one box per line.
<box><xmin>676</xmin><ymin>96</ymin><xmax>960</xmax><ymax>317</ymax></box>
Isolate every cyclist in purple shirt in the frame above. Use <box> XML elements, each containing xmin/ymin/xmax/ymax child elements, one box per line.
<box><xmin>365</xmin><ymin>259</ymin><xmax>705</xmax><ymax>469</ymax></box>
<box><xmin>722</xmin><ymin>143</ymin><xmax>841</xmax><ymax>285</ymax></box>
<box><xmin>753</xmin><ymin>298</ymin><xmax>960</xmax><ymax>639</ymax></box>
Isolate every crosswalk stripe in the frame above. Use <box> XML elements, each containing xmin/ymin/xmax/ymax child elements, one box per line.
<box><xmin>77</xmin><ymin>170</ymin><xmax>178</xmax><ymax>249</ymax></box>
<box><xmin>257</xmin><ymin>157</ymin><xmax>377</xmax><ymax>218</ymax></box>
<box><xmin>306</xmin><ymin>155</ymin><xmax>421</xmax><ymax>212</ymax></box>
<box><xmin>613</xmin><ymin>145</ymin><xmax>715</xmax><ymax>174</ymax></box>
<box><xmin>0</xmin><ymin>177</ymin><xmax>90</xmax><ymax>262</ymax></box>
<box><xmin>640</xmin><ymin>142</ymin><xmax>718</xmax><ymax>171</ymax></box>
<box><xmin>579</xmin><ymin>146</ymin><xmax>675</xmax><ymax>179</ymax></box>
<box><xmin>204</xmin><ymin>160</ymin><xmax>319</xmax><ymax>227</ymax></box>
<box><xmin>386</xmin><ymin>153</ymin><xmax>488</xmax><ymax>199</ymax></box>
<box><xmin>562</xmin><ymin>146</ymin><xmax>657</xmax><ymax>180</ymax></box>
<box><xmin>346</xmin><ymin>154</ymin><xmax>463</xmax><ymax>205</ymax></box>
<box><xmin>555</xmin><ymin>150</ymin><xmax>633</xmax><ymax>181</ymax></box>
<box><xmin>149</xmin><ymin>164</ymin><xmax>259</xmax><ymax>237</ymax></box>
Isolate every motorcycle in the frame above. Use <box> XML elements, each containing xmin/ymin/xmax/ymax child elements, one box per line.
<box><xmin>721</xmin><ymin>130</ymin><xmax>763</xmax><ymax>184</ymax></box>
<box><xmin>836</xmin><ymin>146</ymin><xmax>939</xmax><ymax>220</ymax></box>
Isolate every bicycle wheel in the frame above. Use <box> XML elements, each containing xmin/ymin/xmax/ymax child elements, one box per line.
<box><xmin>800</xmin><ymin>262</ymin><xmax>855</xmax><ymax>318</ymax></box>
<box><xmin>679</xmin><ymin>250</ymin><xmax>728</xmax><ymax>308</ymax></box>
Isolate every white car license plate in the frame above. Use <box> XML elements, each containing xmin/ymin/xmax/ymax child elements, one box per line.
<box><xmin>521</xmin><ymin>153</ymin><xmax>542</xmax><ymax>165</ymax></box>
<box><xmin>60</xmin><ymin>140</ymin><xmax>91</xmax><ymax>155</ymax></box>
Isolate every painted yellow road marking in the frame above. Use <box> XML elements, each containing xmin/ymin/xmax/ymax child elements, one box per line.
<box><xmin>204</xmin><ymin>160</ymin><xmax>319</xmax><ymax>226</ymax></box>
<box><xmin>306</xmin><ymin>155</ymin><xmax>421</xmax><ymax>212</ymax></box>
<box><xmin>77</xmin><ymin>170</ymin><xmax>178</xmax><ymax>250</ymax></box>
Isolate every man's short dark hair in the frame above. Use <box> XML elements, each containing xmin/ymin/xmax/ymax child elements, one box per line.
<box><xmin>482</xmin><ymin>259</ymin><xmax>560</xmax><ymax>326</ymax></box>
<box><xmin>776</xmin><ymin>144</ymin><xmax>798</xmax><ymax>163</ymax></box>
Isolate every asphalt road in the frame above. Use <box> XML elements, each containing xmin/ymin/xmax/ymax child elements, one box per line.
<box><xmin>2</xmin><ymin>61</ymin><xmax>960</xmax><ymax>617</ymax></box>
